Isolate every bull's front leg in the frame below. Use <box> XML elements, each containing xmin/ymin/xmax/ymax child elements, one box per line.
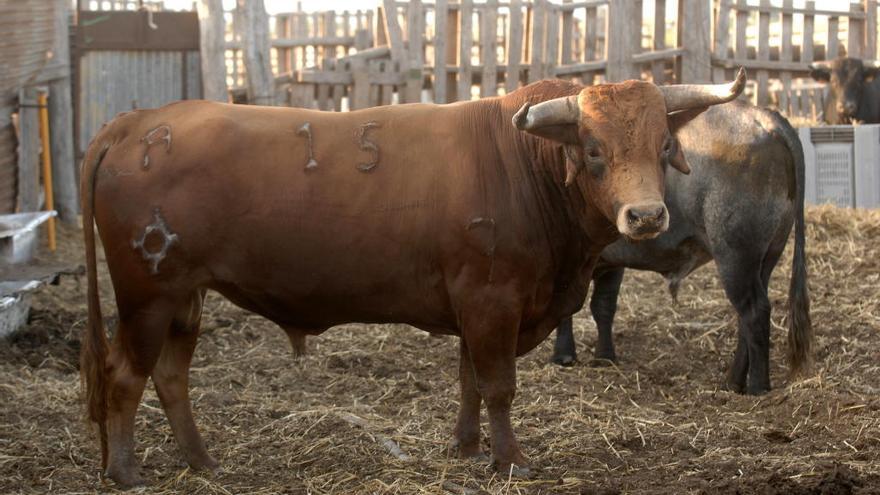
<box><xmin>459</xmin><ymin>303</ymin><xmax>529</xmax><ymax>477</ymax></box>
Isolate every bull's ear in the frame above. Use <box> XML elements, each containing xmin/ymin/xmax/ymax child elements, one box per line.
<box><xmin>864</xmin><ymin>63</ymin><xmax>880</xmax><ymax>81</ymax></box>
<box><xmin>667</xmin><ymin>139</ymin><xmax>690</xmax><ymax>175</ymax></box>
<box><xmin>667</xmin><ymin>107</ymin><xmax>708</xmax><ymax>134</ymax></box>
<box><xmin>809</xmin><ymin>64</ymin><xmax>831</xmax><ymax>82</ymax></box>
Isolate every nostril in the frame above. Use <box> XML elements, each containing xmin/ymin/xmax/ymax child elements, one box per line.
<box><xmin>626</xmin><ymin>208</ymin><xmax>639</xmax><ymax>224</ymax></box>
<box><xmin>651</xmin><ymin>206</ymin><xmax>665</xmax><ymax>221</ymax></box>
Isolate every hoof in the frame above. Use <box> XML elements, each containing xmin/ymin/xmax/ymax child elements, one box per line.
<box><xmin>746</xmin><ymin>384</ymin><xmax>771</xmax><ymax>396</ymax></box>
<box><xmin>723</xmin><ymin>376</ymin><xmax>746</xmax><ymax>394</ymax></box>
<box><xmin>105</xmin><ymin>466</ymin><xmax>145</xmax><ymax>489</ymax></box>
<box><xmin>188</xmin><ymin>455</ymin><xmax>220</xmax><ymax>474</ymax></box>
<box><xmin>551</xmin><ymin>354</ymin><xmax>576</xmax><ymax>367</ymax></box>
<box><xmin>448</xmin><ymin>437</ymin><xmax>485</xmax><ymax>461</ymax></box>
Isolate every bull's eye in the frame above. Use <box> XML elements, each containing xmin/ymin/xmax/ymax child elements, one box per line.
<box><xmin>662</xmin><ymin>137</ymin><xmax>675</xmax><ymax>156</ymax></box>
<box><xmin>587</xmin><ymin>148</ymin><xmax>601</xmax><ymax>160</ymax></box>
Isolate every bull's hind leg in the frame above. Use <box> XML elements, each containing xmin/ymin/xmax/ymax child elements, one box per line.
<box><xmin>450</xmin><ymin>339</ymin><xmax>486</xmax><ymax>460</ymax></box>
<box><xmin>151</xmin><ymin>290</ymin><xmax>219</xmax><ymax>472</ymax></box>
<box><xmin>104</xmin><ymin>298</ymin><xmax>177</xmax><ymax>487</ymax></box>
<box><xmin>716</xmin><ymin>253</ymin><xmax>772</xmax><ymax>395</ymax></box>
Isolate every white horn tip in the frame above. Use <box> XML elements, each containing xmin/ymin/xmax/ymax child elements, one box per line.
<box><xmin>730</xmin><ymin>67</ymin><xmax>747</xmax><ymax>99</ymax></box>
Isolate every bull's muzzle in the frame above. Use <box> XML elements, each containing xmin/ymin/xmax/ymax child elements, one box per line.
<box><xmin>617</xmin><ymin>202</ymin><xmax>669</xmax><ymax>240</ymax></box>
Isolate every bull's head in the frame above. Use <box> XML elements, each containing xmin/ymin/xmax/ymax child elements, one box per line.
<box><xmin>810</xmin><ymin>57</ymin><xmax>880</xmax><ymax>124</ymax></box>
<box><xmin>512</xmin><ymin>69</ymin><xmax>745</xmax><ymax>241</ymax></box>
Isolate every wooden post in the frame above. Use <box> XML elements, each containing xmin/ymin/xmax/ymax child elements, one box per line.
<box><xmin>780</xmin><ymin>0</ymin><xmax>793</xmax><ymax>115</ymax></box>
<box><xmin>544</xmin><ymin>3</ymin><xmax>558</xmax><ymax>79</ymax></box>
<box><xmin>49</xmin><ymin>0</ymin><xmax>77</xmax><ymax>223</ymax></box>
<box><xmin>528</xmin><ymin>0</ymin><xmax>546</xmax><ymax>83</ymax></box>
<box><xmin>654</xmin><ymin>0</ymin><xmax>668</xmax><ymax>83</ymax></box>
<box><xmin>458</xmin><ymin>0</ymin><xmax>474</xmax><ymax>100</ymax></box>
<box><xmin>848</xmin><ymin>3</ymin><xmax>865</xmax><ymax>58</ymax></box>
<box><xmin>711</xmin><ymin>0</ymin><xmax>730</xmax><ymax>84</ymax></box>
<box><xmin>756</xmin><ymin>0</ymin><xmax>770</xmax><ymax>106</ymax></box>
<box><xmin>237</xmin><ymin>0</ymin><xmax>274</xmax><ymax>105</ymax></box>
<box><xmin>606</xmin><ymin>0</ymin><xmax>639</xmax><ymax>81</ymax></box>
<box><xmin>405</xmin><ymin>0</ymin><xmax>424</xmax><ymax>103</ymax></box>
<box><xmin>445</xmin><ymin>7</ymin><xmax>459</xmax><ymax>102</ymax></box>
<box><xmin>866</xmin><ymin>0</ymin><xmax>877</xmax><ymax>59</ymax></box>
<box><xmin>827</xmin><ymin>15</ymin><xmax>839</xmax><ymax>59</ymax></box>
<box><xmin>678</xmin><ymin>0</ymin><xmax>711</xmax><ymax>83</ymax></box>
<box><xmin>16</xmin><ymin>88</ymin><xmax>40</xmax><ymax>213</ymax></box>
<box><xmin>434</xmin><ymin>0</ymin><xmax>448</xmax><ymax>102</ymax></box>
<box><xmin>37</xmin><ymin>92</ymin><xmax>56</xmax><ymax>251</ymax></box>
<box><xmin>561</xmin><ymin>0</ymin><xmax>573</xmax><ymax>66</ymax></box>
<box><xmin>480</xmin><ymin>0</ymin><xmax>498</xmax><ymax>97</ymax></box>
<box><xmin>198</xmin><ymin>0</ymin><xmax>228</xmax><ymax>102</ymax></box>
<box><xmin>506</xmin><ymin>0</ymin><xmax>523</xmax><ymax>93</ymax></box>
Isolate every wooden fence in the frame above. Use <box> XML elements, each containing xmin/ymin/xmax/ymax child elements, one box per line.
<box><xmin>89</xmin><ymin>0</ymin><xmax>879</xmax><ymax>122</ymax></box>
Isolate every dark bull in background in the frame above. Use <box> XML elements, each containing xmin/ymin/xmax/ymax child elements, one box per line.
<box><xmin>809</xmin><ymin>56</ymin><xmax>880</xmax><ymax>124</ymax></box>
<box><xmin>551</xmin><ymin>101</ymin><xmax>812</xmax><ymax>396</ymax></box>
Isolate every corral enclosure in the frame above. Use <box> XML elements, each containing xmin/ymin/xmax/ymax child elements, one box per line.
<box><xmin>3</xmin><ymin>0</ymin><xmax>880</xmax><ymax>494</ymax></box>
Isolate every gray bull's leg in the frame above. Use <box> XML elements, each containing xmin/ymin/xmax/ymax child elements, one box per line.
<box><xmin>589</xmin><ymin>268</ymin><xmax>625</xmax><ymax>362</ymax></box>
<box><xmin>716</xmin><ymin>254</ymin><xmax>772</xmax><ymax>395</ymax></box>
<box><xmin>550</xmin><ymin>267</ymin><xmax>625</xmax><ymax>366</ymax></box>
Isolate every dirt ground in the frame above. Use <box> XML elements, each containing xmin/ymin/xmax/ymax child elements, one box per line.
<box><xmin>1</xmin><ymin>205</ymin><xmax>879</xmax><ymax>494</ymax></box>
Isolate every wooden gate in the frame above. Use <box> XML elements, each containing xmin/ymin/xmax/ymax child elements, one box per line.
<box><xmin>73</xmin><ymin>9</ymin><xmax>201</xmax><ymax>160</ymax></box>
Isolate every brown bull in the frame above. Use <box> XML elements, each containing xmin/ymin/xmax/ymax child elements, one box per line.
<box><xmin>81</xmin><ymin>70</ymin><xmax>745</xmax><ymax>486</ymax></box>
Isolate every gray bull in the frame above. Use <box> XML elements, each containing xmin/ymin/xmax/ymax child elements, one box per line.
<box><xmin>551</xmin><ymin>102</ymin><xmax>811</xmax><ymax>395</ymax></box>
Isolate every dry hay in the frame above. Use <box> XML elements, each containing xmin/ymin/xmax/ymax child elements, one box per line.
<box><xmin>1</xmin><ymin>205</ymin><xmax>879</xmax><ymax>494</ymax></box>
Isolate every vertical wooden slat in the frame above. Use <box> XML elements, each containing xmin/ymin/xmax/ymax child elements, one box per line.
<box><xmin>458</xmin><ymin>0</ymin><xmax>474</xmax><ymax>100</ymax></box>
<box><xmin>779</xmin><ymin>0</ymin><xmax>793</xmax><ymax>115</ymax></box>
<box><xmin>827</xmin><ymin>16</ymin><xmax>839</xmax><ymax>59</ymax></box>
<box><xmin>654</xmin><ymin>0</ymin><xmax>668</xmax><ymax>83</ymax></box>
<box><xmin>679</xmin><ymin>0</ymin><xmax>711</xmax><ymax>83</ymax></box>
<box><xmin>528</xmin><ymin>0</ymin><xmax>546</xmax><ymax>83</ymax></box>
<box><xmin>584</xmin><ymin>6</ymin><xmax>597</xmax><ymax>84</ymax></box>
<box><xmin>49</xmin><ymin>0</ymin><xmax>77</xmax><ymax>222</ymax></box>
<box><xmin>404</xmin><ymin>0</ymin><xmax>424</xmax><ymax>103</ymax></box>
<box><xmin>382</xmin><ymin>0</ymin><xmax>405</xmax><ymax>63</ymax></box>
<box><xmin>198</xmin><ymin>0</ymin><xmax>228</xmax><ymax>101</ymax></box>
<box><xmin>561</xmin><ymin>0</ymin><xmax>573</xmax><ymax>65</ymax></box>
<box><xmin>446</xmin><ymin>7</ymin><xmax>459</xmax><ymax>101</ymax></box>
<box><xmin>848</xmin><ymin>3</ymin><xmax>864</xmax><ymax>58</ymax></box>
<box><xmin>866</xmin><ymin>0</ymin><xmax>877</xmax><ymax>59</ymax></box>
<box><xmin>275</xmin><ymin>14</ymin><xmax>290</xmax><ymax>74</ymax></box>
<box><xmin>544</xmin><ymin>4</ymin><xmax>559</xmax><ymax>79</ymax></box>
<box><xmin>803</xmin><ymin>1</ymin><xmax>815</xmax><ymax>64</ymax></box>
<box><xmin>237</xmin><ymin>0</ymin><xmax>274</xmax><ymax>105</ymax></box>
<box><xmin>481</xmin><ymin>0</ymin><xmax>498</xmax><ymax>97</ymax></box>
<box><xmin>735</xmin><ymin>0</ymin><xmax>748</xmax><ymax>61</ymax></box>
<box><xmin>506</xmin><ymin>0</ymin><xmax>523</xmax><ymax>92</ymax></box>
<box><xmin>607</xmin><ymin>0</ymin><xmax>639</xmax><ymax>81</ymax></box>
<box><xmin>712</xmin><ymin>0</ymin><xmax>730</xmax><ymax>84</ymax></box>
<box><xmin>755</xmin><ymin>0</ymin><xmax>770</xmax><ymax>106</ymax></box>
<box><xmin>17</xmin><ymin>88</ymin><xmax>40</xmax><ymax>212</ymax></box>
<box><xmin>434</xmin><ymin>0</ymin><xmax>448</xmax><ymax>102</ymax></box>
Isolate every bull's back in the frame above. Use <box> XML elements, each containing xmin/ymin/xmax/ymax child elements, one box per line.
<box><xmin>89</xmin><ymin>100</ymin><xmax>483</xmax><ymax>328</ymax></box>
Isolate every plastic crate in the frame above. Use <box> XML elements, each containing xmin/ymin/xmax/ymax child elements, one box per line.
<box><xmin>799</xmin><ymin>125</ymin><xmax>880</xmax><ymax>208</ymax></box>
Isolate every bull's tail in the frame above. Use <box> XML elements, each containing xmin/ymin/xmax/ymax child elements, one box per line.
<box><xmin>80</xmin><ymin>139</ymin><xmax>111</xmax><ymax>468</ymax></box>
<box><xmin>776</xmin><ymin>115</ymin><xmax>812</xmax><ymax>377</ymax></box>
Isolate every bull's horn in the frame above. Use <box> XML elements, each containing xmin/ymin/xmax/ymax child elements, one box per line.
<box><xmin>808</xmin><ymin>61</ymin><xmax>833</xmax><ymax>70</ymax></box>
<box><xmin>864</xmin><ymin>60</ymin><xmax>880</xmax><ymax>70</ymax></box>
<box><xmin>660</xmin><ymin>67</ymin><xmax>747</xmax><ymax>112</ymax></box>
<box><xmin>512</xmin><ymin>95</ymin><xmax>580</xmax><ymax>130</ymax></box>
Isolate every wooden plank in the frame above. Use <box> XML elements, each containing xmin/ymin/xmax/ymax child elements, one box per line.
<box><xmin>331</xmin><ymin>60</ymin><xmax>345</xmax><ymax>111</ymax></box>
<box><xmin>404</xmin><ymin>0</ymin><xmax>424</xmax><ymax>103</ymax></box>
<box><xmin>49</xmin><ymin>0</ymin><xmax>77</xmax><ymax>222</ymax></box>
<box><xmin>866</xmin><ymin>0</ymin><xmax>877</xmax><ymax>59</ymax></box>
<box><xmin>351</xmin><ymin>59</ymin><xmax>370</xmax><ymax>110</ymax></box>
<box><xmin>654</xmin><ymin>0</ymin><xmax>668</xmax><ymax>83</ymax></box>
<box><xmin>779</xmin><ymin>0</ymin><xmax>793</xmax><ymax>114</ymax></box>
<box><xmin>458</xmin><ymin>0</ymin><xmax>474</xmax><ymax>100</ymax></box>
<box><xmin>528</xmin><ymin>0</ymin><xmax>546</xmax><ymax>82</ymax></box>
<box><xmin>506</xmin><ymin>0</ymin><xmax>523</xmax><ymax>92</ymax></box>
<box><xmin>275</xmin><ymin>14</ymin><xmax>290</xmax><ymax>74</ymax></box>
<box><xmin>679</xmin><ymin>0</ymin><xmax>711</xmax><ymax>83</ymax></box>
<box><xmin>237</xmin><ymin>0</ymin><xmax>274</xmax><ymax>105</ymax></box>
<box><xmin>481</xmin><ymin>0</ymin><xmax>498</xmax><ymax>96</ymax></box>
<box><xmin>803</xmin><ymin>1</ymin><xmax>815</xmax><ymax>63</ymax></box>
<box><xmin>756</xmin><ymin>0</ymin><xmax>770</xmax><ymax>106</ymax></box>
<box><xmin>848</xmin><ymin>3</ymin><xmax>864</xmax><ymax>58</ymax></box>
<box><xmin>561</xmin><ymin>0</ymin><xmax>573</xmax><ymax>65</ymax></box>
<box><xmin>735</xmin><ymin>0</ymin><xmax>748</xmax><ymax>60</ymax></box>
<box><xmin>198</xmin><ymin>0</ymin><xmax>228</xmax><ymax>102</ymax></box>
<box><xmin>544</xmin><ymin>3</ymin><xmax>559</xmax><ymax>80</ymax></box>
<box><xmin>583</xmin><ymin>6</ymin><xmax>598</xmax><ymax>84</ymax></box>
<box><xmin>607</xmin><ymin>0</ymin><xmax>639</xmax><ymax>81</ymax></box>
<box><xmin>434</xmin><ymin>0</ymin><xmax>448</xmax><ymax>102</ymax></box>
<box><xmin>712</xmin><ymin>0</ymin><xmax>730</xmax><ymax>83</ymax></box>
<box><xmin>17</xmin><ymin>88</ymin><xmax>41</xmax><ymax>212</ymax></box>
<box><xmin>382</xmin><ymin>0</ymin><xmax>406</xmax><ymax>63</ymax></box>
<box><xmin>827</xmin><ymin>16</ymin><xmax>838</xmax><ymax>59</ymax></box>
<box><xmin>446</xmin><ymin>7</ymin><xmax>460</xmax><ymax>101</ymax></box>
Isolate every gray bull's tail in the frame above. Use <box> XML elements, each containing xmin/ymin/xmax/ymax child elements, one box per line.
<box><xmin>776</xmin><ymin>114</ymin><xmax>812</xmax><ymax>377</ymax></box>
